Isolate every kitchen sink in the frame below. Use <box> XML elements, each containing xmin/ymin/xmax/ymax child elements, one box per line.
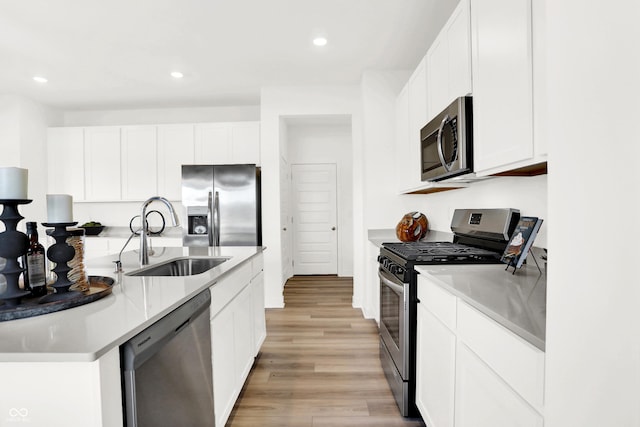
<box><xmin>126</xmin><ymin>257</ymin><xmax>230</xmax><ymax>277</ymax></box>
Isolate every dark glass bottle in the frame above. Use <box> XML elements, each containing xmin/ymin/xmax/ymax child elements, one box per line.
<box><xmin>22</xmin><ymin>222</ymin><xmax>47</xmax><ymax>297</ymax></box>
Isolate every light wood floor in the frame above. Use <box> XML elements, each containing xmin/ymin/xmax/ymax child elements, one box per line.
<box><xmin>227</xmin><ymin>275</ymin><xmax>425</xmax><ymax>427</ymax></box>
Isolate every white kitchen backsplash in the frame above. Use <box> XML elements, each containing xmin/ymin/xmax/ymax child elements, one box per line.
<box><xmin>413</xmin><ymin>174</ymin><xmax>548</xmax><ymax>248</ymax></box>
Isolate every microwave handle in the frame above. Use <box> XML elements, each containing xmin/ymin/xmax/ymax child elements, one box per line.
<box><xmin>437</xmin><ymin>115</ymin><xmax>452</xmax><ymax>172</ymax></box>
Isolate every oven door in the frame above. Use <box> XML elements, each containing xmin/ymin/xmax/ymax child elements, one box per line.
<box><xmin>379</xmin><ymin>267</ymin><xmax>409</xmax><ymax>379</ymax></box>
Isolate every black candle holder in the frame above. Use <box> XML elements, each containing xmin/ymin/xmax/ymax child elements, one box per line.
<box><xmin>41</xmin><ymin>222</ymin><xmax>81</xmax><ymax>303</ymax></box>
<box><xmin>0</xmin><ymin>199</ymin><xmax>32</xmax><ymax>307</ymax></box>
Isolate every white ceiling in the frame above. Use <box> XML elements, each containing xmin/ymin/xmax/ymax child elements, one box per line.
<box><xmin>0</xmin><ymin>0</ymin><xmax>459</xmax><ymax>111</ymax></box>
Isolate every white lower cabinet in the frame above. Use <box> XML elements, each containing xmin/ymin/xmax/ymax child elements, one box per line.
<box><xmin>455</xmin><ymin>344</ymin><xmax>543</xmax><ymax>427</ymax></box>
<box><xmin>416</xmin><ymin>300</ymin><xmax>456</xmax><ymax>427</ymax></box>
<box><xmin>210</xmin><ymin>254</ymin><xmax>265</xmax><ymax>427</ymax></box>
<box><xmin>416</xmin><ymin>274</ymin><xmax>544</xmax><ymax>427</ymax></box>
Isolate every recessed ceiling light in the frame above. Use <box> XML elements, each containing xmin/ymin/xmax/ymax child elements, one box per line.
<box><xmin>33</xmin><ymin>76</ymin><xmax>48</xmax><ymax>83</ymax></box>
<box><xmin>170</xmin><ymin>71</ymin><xmax>184</xmax><ymax>79</ymax></box>
<box><xmin>313</xmin><ymin>37</ymin><xmax>328</xmax><ymax>47</ymax></box>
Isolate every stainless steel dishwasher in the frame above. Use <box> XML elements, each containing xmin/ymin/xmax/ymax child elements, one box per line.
<box><xmin>121</xmin><ymin>289</ymin><xmax>214</xmax><ymax>426</ymax></box>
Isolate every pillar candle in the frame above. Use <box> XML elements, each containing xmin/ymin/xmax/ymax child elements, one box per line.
<box><xmin>46</xmin><ymin>194</ymin><xmax>73</xmax><ymax>223</ymax></box>
<box><xmin>0</xmin><ymin>167</ymin><xmax>28</xmax><ymax>200</ymax></box>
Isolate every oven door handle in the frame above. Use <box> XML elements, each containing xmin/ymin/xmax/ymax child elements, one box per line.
<box><xmin>378</xmin><ymin>269</ymin><xmax>406</xmax><ymax>295</ymax></box>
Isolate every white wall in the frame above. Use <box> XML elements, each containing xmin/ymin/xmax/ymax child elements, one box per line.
<box><xmin>260</xmin><ymin>86</ymin><xmax>362</xmax><ymax>308</ymax></box>
<box><xmin>287</xmin><ymin>121</ymin><xmax>354</xmax><ymax>276</ymax></box>
<box><xmin>63</xmin><ymin>105</ymin><xmax>259</xmax><ymax>126</ymax></box>
<box><xmin>544</xmin><ymin>2</ymin><xmax>640</xmax><ymax>426</ymax></box>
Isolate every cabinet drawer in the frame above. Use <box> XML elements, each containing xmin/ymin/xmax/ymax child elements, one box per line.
<box><xmin>417</xmin><ymin>275</ymin><xmax>457</xmax><ymax>331</ymax></box>
<box><xmin>457</xmin><ymin>301</ymin><xmax>544</xmax><ymax>410</ymax></box>
<box><xmin>209</xmin><ymin>262</ymin><xmax>252</xmax><ymax>317</ymax></box>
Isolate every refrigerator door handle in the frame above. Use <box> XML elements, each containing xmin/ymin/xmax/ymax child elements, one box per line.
<box><xmin>207</xmin><ymin>191</ymin><xmax>214</xmax><ymax>247</ymax></box>
<box><xmin>213</xmin><ymin>191</ymin><xmax>220</xmax><ymax>246</ymax></box>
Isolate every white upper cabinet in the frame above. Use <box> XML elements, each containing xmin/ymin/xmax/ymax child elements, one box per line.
<box><xmin>84</xmin><ymin>126</ymin><xmax>121</xmax><ymax>201</ymax></box>
<box><xmin>427</xmin><ymin>0</ymin><xmax>472</xmax><ymax>119</ymax></box>
<box><xmin>47</xmin><ymin>127</ymin><xmax>85</xmax><ymax>201</ymax></box>
<box><xmin>471</xmin><ymin>0</ymin><xmax>540</xmax><ymax>175</ymax></box>
<box><xmin>121</xmin><ymin>126</ymin><xmax>157</xmax><ymax>201</ymax></box>
<box><xmin>195</xmin><ymin>122</ymin><xmax>260</xmax><ymax>166</ymax></box>
<box><xmin>395</xmin><ymin>84</ymin><xmax>412</xmax><ymax>192</ymax></box>
<box><xmin>157</xmin><ymin>124</ymin><xmax>195</xmax><ymax>200</ymax></box>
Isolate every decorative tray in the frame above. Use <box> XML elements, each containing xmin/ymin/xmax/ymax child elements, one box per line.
<box><xmin>0</xmin><ymin>276</ymin><xmax>115</xmax><ymax>322</ymax></box>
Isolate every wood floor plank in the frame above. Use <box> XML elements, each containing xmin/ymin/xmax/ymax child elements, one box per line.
<box><xmin>226</xmin><ymin>275</ymin><xmax>425</xmax><ymax>427</ymax></box>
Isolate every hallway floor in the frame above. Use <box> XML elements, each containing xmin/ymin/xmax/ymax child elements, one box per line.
<box><xmin>226</xmin><ymin>275</ymin><xmax>425</xmax><ymax>426</ymax></box>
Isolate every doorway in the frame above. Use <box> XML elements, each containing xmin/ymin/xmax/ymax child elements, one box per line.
<box><xmin>291</xmin><ymin>163</ymin><xmax>338</xmax><ymax>275</ymax></box>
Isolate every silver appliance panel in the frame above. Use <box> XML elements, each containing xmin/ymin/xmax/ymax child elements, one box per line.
<box><xmin>380</xmin><ymin>340</ymin><xmax>410</xmax><ymax>417</ymax></box>
<box><xmin>421</xmin><ymin>96</ymin><xmax>473</xmax><ymax>182</ymax></box>
<box><xmin>450</xmin><ymin>208</ymin><xmax>520</xmax><ymax>241</ymax></box>
<box><xmin>182</xmin><ymin>164</ymin><xmax>261</xmax><ymax>247</ymax></box>
<box><xmin>378</xmin><ymin>268</ymin><xmax>409</xmax><ymax>379</ymax></box>
<box><xmin>122</xmin><ymin>290</ymin><xmax>214</xmax><ymax>427</ymax></box>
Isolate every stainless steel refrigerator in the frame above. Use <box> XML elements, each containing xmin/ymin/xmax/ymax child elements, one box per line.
<box><xmin>181</xmin><ymin>164</ymin><xmax>262</xmax><ymax>247</ymax></box>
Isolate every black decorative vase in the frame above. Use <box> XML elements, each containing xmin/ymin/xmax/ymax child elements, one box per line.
<box><xmin>0</xmin><ymin>199</ymin><xmax>32</xmax><ymax>307</ymax></box>
<box><xmin>41</xmin><ymin>222</ymin><xmax>81</xmax><ymax>303</ymax></box>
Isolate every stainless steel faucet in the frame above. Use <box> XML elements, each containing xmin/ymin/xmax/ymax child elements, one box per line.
<box><xmin>139</xmin><ymin>197</ymin><xmax>180</xmax><ymax>265</ymax></box>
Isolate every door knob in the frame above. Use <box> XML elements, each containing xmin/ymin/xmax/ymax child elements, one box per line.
<box><xmin>282</xmin><ymin>227</ymin><xmax>287</xmax><ymax>231</ymax></box>
<box><xmin>331</xmin><ymin>227</ymin><xmax>336</xmax><ymax>231</ymax></box>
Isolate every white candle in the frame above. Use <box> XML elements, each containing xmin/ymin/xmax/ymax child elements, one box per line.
<box><xmin>0</xmin><ymin>167</ymin><xmax>28</xmax><ymax>199</ymax></box>
<box><xmin>47</xmin><ymin>194</ymin><xmax>73</xmax><ymax>223</ymax></box>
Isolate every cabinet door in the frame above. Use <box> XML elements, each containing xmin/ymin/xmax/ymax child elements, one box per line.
<box><xmin>157</xmin><ymin>124</ymin><xmax>195</xmax><ymax>200</ymax></box>
<box><xmin>455</xmin><ymin>344</ymin><xmax>543</xmax><ymax>427</ymax></box>
<box><xmin>194</xmin><ymin>123</ymin><xmax>231</xmax><ymax>164</ymax></box>
<box><xmin>211</xmin><ymin>305</ymin><xmax>237</xmax><ymax>427</ymax></box>
<box><xmin>47</xmin><ymin>128</ymin><xmax>85</xmax><ymax>201</ymax></box>
<box><xmin>121</xmin><ymin>126</ymin><xmax>157</xmax><ymax>201</ymax></box>
<box><xmin>407</xmin><ymin>57</ymin><xmax>428</xmax><ymax>188</ymax></box>
<box><xmin>395</xmin><ymin>84</ymin><xmax>412</xmax><ymax>192</ymax></box>
<box><xmin>231</xmin><ymin>122</ymin><xmax>260</xmax><ymax>165</ymax></box>
<box><xmin>84</xmin><ymin>127</ymin><xmax>121</xmax><ymax>201</ymax></box>
<box><xmin>234</xmin><ymin>283</ymin><xmax>255</xmax><ymax>384</ymax></box>
<box><xmin>427</xmin><ymin>34</ymin><xmax>450</xmax><ymax>117</ymax></box>
<box><xmin>416</xmin><ymin>302</ymin><xmax>456</xmax><ymax>427</ymax></box>
<box><xmin>252</xmin><ymin>271</ymin><xmax>266</xmax><ymax>354</ymax></box>
<box><xmin>471</xmin><ymin>0</ymin><xmax>534</xmax><ymax>173</ymax></box>
<box><xmin>447</xmin><ymin>0</ymin><xmax>472</xmax><ymax>100</ymax></box>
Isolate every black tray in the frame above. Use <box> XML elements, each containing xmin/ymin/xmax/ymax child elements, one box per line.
<box><xmin>0</xmin><ymin>276</ymin><xmax>115</xmax><ymax>322</ymax></box>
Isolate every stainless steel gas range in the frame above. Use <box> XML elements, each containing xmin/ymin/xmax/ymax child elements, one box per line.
<box><xmin>377</xmin><ymin>208</ymin><xmax>520</xmax><ymax>417</ymax></box>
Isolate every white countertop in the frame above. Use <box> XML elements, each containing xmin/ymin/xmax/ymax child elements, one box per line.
<box><xmin>0</xmin><ymin>246</ymin><xmax>263</xmax><ymax>363</ymax></box>
<box><xmin>416</xmin><ymin>263</ymin><xmax>546</xmax><ymax>350</ymax></box>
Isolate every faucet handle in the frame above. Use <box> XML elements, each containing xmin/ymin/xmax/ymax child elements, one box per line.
<box><xmin>113</xmin><ymin>260</ymin><xmax>123</xmax><ymax>273</ymax></box>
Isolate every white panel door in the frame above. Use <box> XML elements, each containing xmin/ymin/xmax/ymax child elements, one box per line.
<box><xmin>291</xmin><ymin>164</ymin><xmax>337</xmax><ymax>275</ymax></box>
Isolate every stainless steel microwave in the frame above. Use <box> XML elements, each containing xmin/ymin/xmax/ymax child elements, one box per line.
<box><xmin>420</xmin><ymin>96</ymin><xmax>473</xmax><ymax>181</ymax></box>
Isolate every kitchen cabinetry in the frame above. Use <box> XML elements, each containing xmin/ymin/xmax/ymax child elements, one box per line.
<box><xmin>121</xmin><ymin>126</ymin><xmax>157</xmax><ymax>201</ymax></box>
<box><xmin>157</xmin><ymin>124</ymin><xmax>195</xmax><ymax>200</ymax></box>
<box><xmin>84</xmin><ymin>127</ymin><xmax>122</xmax><ymax>201</ymax></box>
<box><xmin>415</xmin><ymin>274</ymin><xmax>544</xmax><ymax>426</ymax></box>
<box><xmin>471</xmin><ymin>0</ymin><xmax>546</xmax><ymax>176</ymax></box>
<box><xmin>416</xmin><ymin>277</ymin><xmax>457</xmax><ymax>427</ymax></box>
<box><xmin>455</xmin><ymin>344</ymin><xmax>543</xmax><ymax>427</ymax></box>
<box><xmin>195</xmin><ymin>121</ymin><xmax>260</xmax><ymax>166</ymax></box>
<box><xmin>47</xmin><ymin>127</ymin><xmax>86</xmax><ymax>201</ymax></box>
<box><xmin>426</xmin><ymin>0</ymin><xmax>472</xmax><ymax>119</ymax></box>
<box><xmin>210</xmin><ymin>254</ymin><xmax>265</xmax><ymax>427</ymax></box>
<box><xmin>47</xmin><ymin>121</ymin><xmax>259</xmax><ymax>203</ymax></box>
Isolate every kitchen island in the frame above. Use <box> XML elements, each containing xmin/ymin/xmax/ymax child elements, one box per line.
<box><xmin>0</xmin><ymin>246</ymin><xmax>264</xmax><ymax>427</ymax></box>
